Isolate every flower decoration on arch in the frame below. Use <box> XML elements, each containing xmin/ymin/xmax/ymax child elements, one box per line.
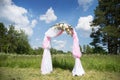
<box><xmin>53</xmin><ymin>23</ymin><xmax>74</xmax><ymax>36</ymax></box>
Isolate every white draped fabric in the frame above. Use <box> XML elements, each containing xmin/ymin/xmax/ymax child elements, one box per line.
<box><xmin>41</xmin><ymin>49</ymin><xmax>53</xmax><ymax>74</ymax></box>
<box><xmin>41</xmin><ymin>27</ymin><xmax>63</xmax><ymax>74</ymax></box>
<box><xmin>41</xmin><ymin>25</ymin><xmax>85</xmax><ymax>76</ymax></box>
<box><xmin>72</xmin><ymin>58</ymin><xmax>85</xmax><ymax>76</ymax></box>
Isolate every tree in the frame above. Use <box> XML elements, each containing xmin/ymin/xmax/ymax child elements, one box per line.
<box><xmin>6</xmin><ymin>25</ymin><xmax>32</xmax><ymax>54</ymax></box>
<box><xmin>86</xmin><ymin>45</ymin><xmax>93</xmax><ymax>54</ymax></box>
<box><xmin>7</xmin><ymin>25</ymin><xmax>19</xmax><ymax>53</ymax></box>
<box><xmin>0</xmin><ymin>23</ymin><xmax>8</xmax><ymax>52</ymax></box>
<box><xmin>91</xmin><ymin>0</ymin><xmax>120</xmax><ymax>54</ymax></box>
<box><xmin>83</xmin><ymin>45</ymin><xmax>93</xmax><ymax>54</ymax></box>
<box><xmin>0</xmin><ymin>23</ymin><xmax>32</xmax><ymax>54</ymax></box>
<box><xmin>32</xmin><ymin>47</ymin><xmax>43</xmax><ymax>55</ymax></box>
<box><xmin>50</xmin><ymin>48</ymin><xmax>57</xmax><ymax>54</ymax></box>
<box><xmin>15</xmin><ymin>30</ymin><xmax>31</xmax><ymax>54</ymax></box>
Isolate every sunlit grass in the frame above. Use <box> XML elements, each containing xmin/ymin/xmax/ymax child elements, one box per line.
<box><xmin>0</xmin><ymin>67</ymin><xmax>120</xmax><ymax>80</ymax></box>
<box><xmin>0</xmin><ymin>53</ymin><xmax>120</xmax><ymax>80</ymax></box>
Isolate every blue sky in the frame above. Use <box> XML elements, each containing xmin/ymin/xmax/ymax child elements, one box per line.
<box><xmin>0</xmin><ymin>0</ymin><xmax>98</xmax><ymax>52</ymax></box>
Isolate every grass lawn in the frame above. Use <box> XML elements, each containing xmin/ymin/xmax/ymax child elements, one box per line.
<box><xmin>0</xmin><ymin>67</ymin><xmax>120</xmax><ymax>80</ymax></box>
<box><xmin>0</xmin><ymin>53</ymin><xmax>120</xmax><ymax>80</ymax></box>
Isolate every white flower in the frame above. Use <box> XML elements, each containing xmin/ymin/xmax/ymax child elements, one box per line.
<box><xmin>64</xmin><ymin>23</ymin><xmax>69</xmax><ymax>28</ymax></box>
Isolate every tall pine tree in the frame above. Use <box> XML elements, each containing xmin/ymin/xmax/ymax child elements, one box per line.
<box><xmin>90</xmin><ymin>0</ymin><xmax>120</xmax><ymax>54</ymax></box>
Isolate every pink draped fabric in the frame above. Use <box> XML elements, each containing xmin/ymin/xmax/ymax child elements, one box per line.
<box><xmin>42</xmin><ymin>28</ymin><xmax>82</xmax><ymax>58</ymax></box>
<box><xmin>42</xmin><ymin>30</ymin><xmax>63</xmax><ymax>49</ymax></box>
<box><xmin>41</xmin><ymin>29</ymin><xmax>63</xmax><ymax>74</ymax></box>
<box><xmin>42</xmin><ymin>36</ymin><xmax>51</xmax><ymax>49</ymax></box>
<box><xmin>56</xmin><ymin>30</ymin><xmax>64</xmax><ymax>37</ymax></box>
<box><xmin>72</xmin><ymin>29</ymin><xmax>82</xmax><ymax>58</ymax></box>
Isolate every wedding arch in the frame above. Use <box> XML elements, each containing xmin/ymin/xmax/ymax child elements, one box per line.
<box><xmin>41</xmin><ymin>23</ymin><xmax>85</xmax><ymax>76</ymax></box>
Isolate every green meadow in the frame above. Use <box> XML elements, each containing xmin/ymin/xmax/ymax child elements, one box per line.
<box><xmin>0</xmin><ymin>53</ymin><xmax>120</xmax><ymax>80</ymax></box>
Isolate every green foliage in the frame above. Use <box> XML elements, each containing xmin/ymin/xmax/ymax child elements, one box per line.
<box><xmin>0</xmin><ymin>53</ymin><xmax>41</xmax><ymax>68</ymax></box>
<box><xmin>52</xmin><ymin>54</ymin><xmax>74</xmax><ymax>70</ymax></box>
<box><xmin>82</xmin><ymin>45</ymin><xmax>107</xmax><ymax>54</ymax></box>
<box><xmin>0</xmin><ymin>53</ymin><xmax>120</xmax><ymax>72</ymax></box>
<box><xmin>50</xmin><ymin>48</ymin><xmax>58</xmax><ymax>55</ymax></box>
<box><xmin>91</xmin><ymin>0</ymin><xmax>120</xmax><ymax>54</ymax></box>
<box><xmin>15</xmin><ymin>30</ymin><xmax>31</xmax><ymax>54</ymax></box>
<box><xmin>32</xmin><ymin>47</ymin><xmax>43</xmax><ymax>55</ymax></box>
<box><xmin>0</xmin><ymin>23</ymin><xmax>8</xmax><ymax>52</ymax></box>
<box><xmin>0</xmin><ymin>53</ymin><xmax>120</xmax><ymax>80</ymax></box>
<box><xmin>83</xmin><ymin>45</ymin><xmax>93</xmax><ymax>54</ymax></box>
<box><xmin>0</xmin><ymin>22</ymin><xmax>31</xmax><ymax>54</ymax></box>
<box><xmin>82</xmin><ymin>54</ymin><xmax>120</xmax><ymax>72</ymax></box>
<box><xmin>50</xmin><ymin>48</ymin><xmax>67</xmax><ymax>55</ymax></box>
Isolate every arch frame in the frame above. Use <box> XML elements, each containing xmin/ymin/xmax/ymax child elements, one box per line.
<box><xmin>41</xmin><ymin>23</ymin><xmax>85</xmax><ymax>76</ymax></box>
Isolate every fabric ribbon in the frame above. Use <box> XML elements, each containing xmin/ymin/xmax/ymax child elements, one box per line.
<box><xmin>42</xmin><ymin>29</ymin><xmax>63</xmax><ymax>49</ymax></box>
<box><xmin>72</xmin><ymin>29</ymin><xmax>82</xmax><ymax>58</ymax></box>
<box><xmin>42</xmin><ymin>28</ymin><xmax>82</xmax><ymax>58</ymax></box>
<box><xmin>42</xmin><ymin>36</ymin><xmax>51</xmax><ymax>49</ymax></box>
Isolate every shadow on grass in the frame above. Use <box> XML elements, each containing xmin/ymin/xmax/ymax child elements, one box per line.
<box><xmin>52</xmin><ymin>57</ymin><xmax>74</xmax><ymax>71</ymax></box>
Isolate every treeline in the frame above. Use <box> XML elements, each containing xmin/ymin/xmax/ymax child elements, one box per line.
<box><xmin>0</xmin><ymin>22</ymin><xmax>44</xmax><ymax>55</ymax></box>
<box><xmin>82</xmin><ymin>45</ymin><xmax>106</xmax><ymax>54</ymax></box>
<box><xmin>0</xmin><ymin>23</ymin><xmax>31</xmax><ymax>54</ymax></box>
<box><xmin>0</xmin><ymin>23</ymin><xmax>69</xmax><ymax>55</ymax></box>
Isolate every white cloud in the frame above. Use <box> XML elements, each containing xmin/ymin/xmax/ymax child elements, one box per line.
<box><xmin>76</xmin><ymin>15</ymin><xmax>93</xmax><ymax>31</ymax></box>
<box><xmin>40</xmin><ymin>7</ymin><xmax>57</xmax><ymax>23</ymax></box>
<box><xmin>0</xmin><ymin>0</ymin><xmax>37</xmax><ymax>36</ymax></box>
<box><xmin>78</xmin><ymin>0</ymin><xmax>93</xmax><ymax>11</ymax></box>
<box><xmin>76</xmin><ymin>15</ymin><xmax>93</xmax><ymax>37</ymax></box>
<box><xmin>35</xmin><ymin>38</ymin><xmax>40</xmax><ymax>41</ymax></box>
<box><xmin>31</xmin><ymin>19</ymin><xmax>37</xmax><ymax>28</ymax></box>
<box><xmin>52</xmin><ymin>40</ymin><xmax>66</xmax><ymax>50</ymax></box>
